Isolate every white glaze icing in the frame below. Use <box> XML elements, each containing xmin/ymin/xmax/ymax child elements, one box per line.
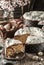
<box><xmin>26</xmin><ymin>35</ymin><xmax>44</xmax><ymax>44</ymax></box>
<box><xmin>15</xmin><ymin>27</ymin><xmax>30</xmax><ymax>36</ymax></box>
<box><xmin>29</xmin><ymin>27</ymin><xmax>44</xmax><ymax>37</ymax></box>
<box><xmin>5</xmin><ymin>38</ymin><xmax>22</xmax><ymax>48</ymax></box>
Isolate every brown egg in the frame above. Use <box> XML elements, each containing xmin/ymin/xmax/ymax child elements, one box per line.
<box><xmin>10</xmin><ymin>26</ymin><xmax>15</xmax><ymax>31</ymax></box>
<box><xmin>15</xmin><ymin>19</ymin><xmax>19</xmax><ymax>22</ymax></box>
<box><xmin>9</xmin><ymin>19</ymin><xmax>16</xmax><ymax>26</ymax></box>
<box><xmin>19</xmin><ymin>24</ymin><xmax>23</xmax><ymax>28</ymax></box>
<box><xmin>4</xmin><ymin>23</ymin><xmax>10</xmax><ymax>31</ymax></box>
